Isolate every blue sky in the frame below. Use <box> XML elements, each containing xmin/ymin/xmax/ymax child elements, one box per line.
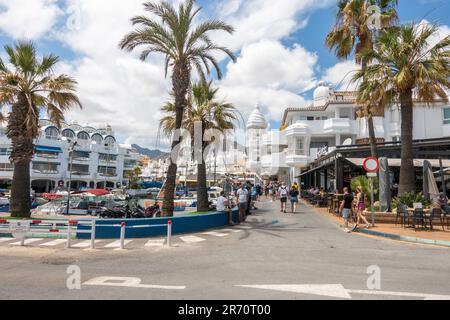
<box><xmin>0</xmin><ymin>0</ymin><xmax>449</xmax><ymax>149</ymax></box>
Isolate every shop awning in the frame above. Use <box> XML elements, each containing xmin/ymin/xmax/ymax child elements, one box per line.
<box><xmin>346</xmin><ymin>158</ymin><xmax>450</xmax><ymax>168</ymax></box>
<box><xmin>35</xmin><ymin>146</ymin><xmax>63</xmax><ymax>153</ymax></box>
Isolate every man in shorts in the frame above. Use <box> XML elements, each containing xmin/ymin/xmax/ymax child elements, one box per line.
<box><xmin>340</xmin><ymin>187</ymin><xmax>354</xmax><ymax>233</ymax></box>
<box><xmin>236</xmin><ymin>184</ymin><xmax>249</xmax><ymax>223</ymax></box>
<box><xmin>278</xmin><ymin>183</ymin><xmax>289</xmax><ymax>213</ymax></box>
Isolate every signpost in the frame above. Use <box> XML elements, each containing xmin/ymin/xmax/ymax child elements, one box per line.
<box><xmin>363</xmin><ymin>157</ymin><xmax>380</xmax><ymax>227</ymax></box>
<box><xmin>9</xmin><ymin>221</ymin><xmax>31</xmax><ymax>246</ymax></box>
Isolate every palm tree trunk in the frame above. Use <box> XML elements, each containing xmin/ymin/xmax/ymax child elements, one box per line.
<box><xmin>367</xmin><ymin>115</ymin><xmax>378</xmax><ymax>158</ymax></box>
<box><xmin>398</xmin><ymin>89</ymin><xmax>416</xmax><ymax>195</ymax></box>
<box><xmin>197</xmin><ymin>143</ymin><xmax>209</xmax><ymax>212</ymax></box>
<box><xmin>162</xmin><ymin>62</ymin><xmax>190</xmax><ymax>217</ymax></box>
<box><xmin>10</xmin><ymin>159</ymin><xmax>32</xmax><ymax>218</ymax></box>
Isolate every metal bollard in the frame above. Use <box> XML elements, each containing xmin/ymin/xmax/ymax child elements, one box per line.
<box><xmin>167</xmin><ymin>220</ymin><xmax>172</xmax><ymax>247</ymax></box>
<box><xmin>90</xmin><ymin>220</ymin><xmax>96</xmax><ymax>249</ymax></box>
<box><xmin>67</xmin><ymin>223</ymin><xmax>72</xmax><ymax>249</ymax></box>
<box><xmin>120</xmin><ymin>222</ymin><xmax>126</xmax><ymax>250</ymax></box>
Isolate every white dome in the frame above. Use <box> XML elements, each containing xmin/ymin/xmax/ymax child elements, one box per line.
<box><xmin>313</xmin><ymin>81</ymin><xmax>330</xmax><ymax>107</ymax></box>
<box><xmin>246</xmin><ymin>104</ymin><xmax>268</xmax><ymax>130</ymax></box>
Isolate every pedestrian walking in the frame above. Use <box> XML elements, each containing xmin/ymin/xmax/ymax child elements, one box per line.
<box><xmin>354</xmin><ymin>187</ymin><xmax>371</xmax><ymax>230</ymax></box>
<box><xmin>289</xmin><ymin>186</ymin><xmax>299</xmax><ymax>213</ymax></box>
<box><xmin>278</xmin><ymin>183</ymin><xmax>289</xmax><ymax>213</ymax></box>
<box><xmin>340</xmin><ymin>187</ymin><xmax>354</xmax><ymax>233</ymax></box>
<box><xmin>236</xmin><ymin>183</ymin><xmax>249</xmax><ymax>223</ymax></box>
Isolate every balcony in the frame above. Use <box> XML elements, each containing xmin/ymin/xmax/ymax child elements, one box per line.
<box><xmin>285</xmin><ymin>154</ymin><xmax>309</xmax><ymax>168</ymax></box>
<box><xmin>323</xmin><ymin>118</ymin><xmax>352</xmax><ymax>134</ymax></box>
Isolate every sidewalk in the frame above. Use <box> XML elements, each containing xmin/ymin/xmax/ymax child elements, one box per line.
<box><xmin>305</xmin><ymin>201</ymin><xmax>450</xmax><ymax>247</ymax></box>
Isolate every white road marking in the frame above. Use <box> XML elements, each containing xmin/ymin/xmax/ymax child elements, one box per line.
<box><xmin>180</xmin><ymin>235</ymin><xmax>206</xmax><ymax>243</ymax></box>
<box><xmin>202</xmin><ymin>231</ymin><xmax>229</xmax><ymax>237</ymax></box>
<box><xmin>104</xmin><ymin>240</ymin><xmax>132</xmax><ymax>248</ymax></box>
<box><xmin>236</xmin><ymin>284</ymin><xmax>352</xmax><ymax>299</ymax></box>
<box><xmin>221</xmin><ymin>229</ymin><xmax>243</xmax><ymax>233</ymax></box>
<box><xmin>237</xmin><ymin>284</ymin><xmax>450</xmax><ymax>300</ymax></box>
<box><xmin>83</xmin><ymin>277</ymin><xmax>185</xmax><ymax>290</ymax></box>
<box><xmin>40</xmin><ymin>239</ymin><xmax>67</xmax><ymax>247</ymax></box>
<box><xmin>145</xmin><ymin>239</ymin><xmax>166</xmax><ymax>247</ymax></box>
<box><xmin>72</xmin><ymin>240</ymin><xmax>101</xmax><ymax>248</ymax></box>
<box><xmin>10</xmin><ymin>238</ymin><xmax>44</xmax><ymax>246</ymax></box>
<box><xmin>0</xmin><ymin>238</ymin><xmax>14</xmax><ymax>243</ymax></box>
<box><xmin>235</xmin><ymin>226</ymin><xmax>252</xmax><ymax>230</ymax></box>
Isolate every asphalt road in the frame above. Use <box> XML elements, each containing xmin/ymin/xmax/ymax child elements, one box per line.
<box><xmin>1</xmin><ymin>200</ymin><xmax>450</xmax><ymax>300</ymax></box>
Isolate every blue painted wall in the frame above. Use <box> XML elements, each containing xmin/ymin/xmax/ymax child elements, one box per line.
<box><xmin>77</xmin><ymin>209</ymin><xmax>239</xmax><ymax>239</ymax></box>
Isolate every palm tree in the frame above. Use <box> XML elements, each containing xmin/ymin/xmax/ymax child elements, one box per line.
<box><xmin>120</xmin><ymin>0</ymin><xmax>235</xmax><ymax>216</ymax></box>
<box><xmin>160</xmin><ymin>81</ymin><xmax>237</xmax><ymax>211</ymax></box>
<box><xmin>326</xmin><ymin>0</ymin><xmax>398</xmax><ymax>157</ymax></box>
<box><xmin>352</xmin><ymin>23</ymin><xmax>450</xmax><ymax>195</ymax></box>
<box><xmin>0</xmin><ymin>42</ymin><xmax>81</xmax><ymax>218</ymax></box>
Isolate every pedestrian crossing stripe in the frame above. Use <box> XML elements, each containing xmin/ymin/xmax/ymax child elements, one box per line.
<box><xmin>145</xmin><ymin>239</ymin><xmax>166</xmax><ymax>247</ymax></box>
<box><xmin>104</xmin><ymin>240</ymin><xmax>132</xmax><ymax>248</ymax></box>
<box><xmin>10</xmin><ymin>238</ymin><xmax>44</xmax><ymax>246</ymax></box>
<box><xmin>202</xmin><ymin>231</ymin><xmax>229</xmax><ymax>237</ymax></box>
<box><xmin>71</xmin><ymin>240</ymin><xmax>101</xmax><ymax>248</ymax></box>
<box><xmin>180</xmin><ymin>235</ymin><xmax>206</xmax><ymax>243</ymax></box>
<box><xmin>40</xmin><ymin>239</ymin><xmax>67</xmax><ymax>247</ymax></box>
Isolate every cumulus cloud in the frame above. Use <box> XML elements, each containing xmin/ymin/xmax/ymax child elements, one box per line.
<box><xmin>323</xmin><ymin>60</ymin><xmax>360</xmax><ymax>91</ymax></box>
<box><xmin>0</xmin><ymin>0</ymin><xmax>62</xmax><ymax>39</ymax></box>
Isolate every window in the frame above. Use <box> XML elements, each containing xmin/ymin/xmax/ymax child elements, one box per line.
<box><xmin>444</xmin><ymin>108</ymin><xmax>450</xmax><ymax>125</ymax></box>
<box><xmin>77</xmin><ymin>132</ymin><xmax>90</xmax><ymax>140</ymax></box>
<box><xmin>91</xmin><ymin>134</ymin><xmax>103</xmax><ymax>145</ymax></box>
<box><xmin>99</xmin><ymin>153</ymin><xmax>117</xmax><ymax>162</ymax></box>
<box><xmin>310</xmin><ymin>142</ymin><xmax>329</xmax><ymax>149</ymax></box>
<box><xmin>72</xmin><ymin>151</ymin><xmax>90</xmax><ymax>161</ymax></box>
<box><xmin>124</xmin><ymin>160</ymin><xmax>137</xmax><ymax>168</ymax></box>
<box><xmin>392</xmin><ymin>136</ymin><xmax>401</xmax><ymax>142</ymax></box>
<box><xmin>62</xmin><ymin>129</ymin><xmax>75</xmax><ymax>139</ymax></box>
<box><xmin>32</xmin><ymin>162</ymin><xmax>59</xmax><ymax>174</ymax></box>
<box><xmin>336</xmin><ymin>95</ymin><xmax>344</xmax><ymax>101</ymax></box>
<box><xmin>391</xmin><ymin>107</ymin><xmax>400</xmax><ymax>123</ymax></box>
<box><xmin>104</xmin><ymin>136</ymin><xmax>116</xmax><ymax>147</ymax></box>
<box><xmin>307</xmin><ymin>116</ymin><xmax>314</xmax><ymax>121</ymax></box>
<box><xmin>36</xmin><ymin>150</ymin><xmax>59</xmax><ymax>159</ymax></box>
<box><xmin>45</xmin><ymin>127</ymin><xmax>59</xmax><ymax>140</ymax></box>
<box><xmin>69</xmin><ymin>164</ymin><xmax>90</xmax><ymax>175</ymax></box>
<box><xmin>295</xmin><ymin>137</ymin><xmax>305</xmax><ymax>155</ymax></box>
<box><xmin>0</xmin><ymin>148</ymin><xmax>10</xmax><ymax>156</ymax></box>
<box><xmin>98</xmin><ymin>166</ymin><xmax>117</xmax><ymax>177</ymax></box>
<box><xmin>0</xmin><ymin>163</ymin><xmax>13</xmax><ymax>171</ymax></box>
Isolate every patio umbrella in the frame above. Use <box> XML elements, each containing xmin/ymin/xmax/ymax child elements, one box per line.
<box><xmin>379</xmin><ymin>157</ymin><xmax>391</xmax><ymax>212</ymax></box>
<box><xmin>423</xmin><ymin>160</ymin><xmax>440</xmax><ymax>206</ymax></box>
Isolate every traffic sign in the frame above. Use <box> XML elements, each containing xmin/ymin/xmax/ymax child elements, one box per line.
<box><xmin>363</xmin><ymin>157</ymin><xmax>380</xmax><ymax>173</ymax></box>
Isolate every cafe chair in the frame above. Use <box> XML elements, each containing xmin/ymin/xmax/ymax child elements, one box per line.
<box><xmin>429</xmin><ymin>207</ymin><xmax>444</xmax><ymax>231</ymax></box>
<box><xmin>412</xmin><ymin>208</ymin><xmax>426</xmax><ymax>231</ymax></box>
<box><xmin>395</xmin><ymin>203</ymin><xmax>409</xmax><ymax>228</ymax></box>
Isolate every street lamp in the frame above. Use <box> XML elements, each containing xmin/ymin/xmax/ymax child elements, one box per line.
<box><xmin>104</xmin><ymin>143</ymin><xmax>109</xmax><ymax>189</ymax></box>
<box><xmin>66</xmin><ymin>139</ymin><xmax>78</xmax><ymax>216</ymax></box>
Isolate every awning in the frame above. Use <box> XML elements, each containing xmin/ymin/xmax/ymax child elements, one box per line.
<box><xmin>35</xmin><ymin>146</ymin><xmax>63</xmax><ymax>153</ymax></box>
<box><xmin>346</xmin><ymin>158</ymin><xmax>450</xmax><ymax>168</ymax></box>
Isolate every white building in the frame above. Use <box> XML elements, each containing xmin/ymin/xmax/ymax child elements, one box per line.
<box><xmin>248</xmin><ymin>81</ymin><xmax>450</xmax><ymax>186</ymax></box>
<box><xmin>0</xmin><ymin>120</ymin><xmax>141</xmax><ymax>192</ymax></box>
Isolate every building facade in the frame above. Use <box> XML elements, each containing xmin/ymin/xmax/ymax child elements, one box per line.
<box><xmin>0</xmin><ymin>120</ymin><xmax>141</xmax><ymax>192</ymax></box>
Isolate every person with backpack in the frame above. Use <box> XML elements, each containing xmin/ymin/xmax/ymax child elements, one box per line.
<box><xmin>289</xmin><ymin>186</ymin><xmax>299</xmax><ymax>213</ymax></box>
<box><xmin>278</xmin><ymin>183</ymin><xmax>289</xmax><ymax>213</ymax></box>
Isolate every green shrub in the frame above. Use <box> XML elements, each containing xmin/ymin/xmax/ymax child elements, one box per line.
<box><xmin>391</xmin><ymin>192</ymin><xmax>430</xmax><ymax>209</ymax></box>
<box><xmin>350</xmin><ymin>176</ymin><xmax>379</xmax><ymax>203</ymax></box>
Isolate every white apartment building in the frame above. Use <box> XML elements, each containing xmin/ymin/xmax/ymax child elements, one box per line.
<box><xmin>0</xmin><ymin>120</ymin><xmax>141</xmax><ymax>192</ymax></box>
<box><xmin>247</xmin><ymin>81</ymin><xmax>450</xmax><ymax>185</ymax></box>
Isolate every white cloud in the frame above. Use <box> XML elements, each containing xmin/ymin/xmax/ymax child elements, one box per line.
<box><xmin>218</xmin><ymin>40</ymin><xmax>317</xmax><ymax>122</ymax></box>
<box><xmin>323</xmin><ymin>60</ymin><xmax>360</xmax><ymax>91</ymax></box>
<box><xmin>0</xmin><ymin>0</ymin><xmax>62</xmax><ymax>39</ymax></box>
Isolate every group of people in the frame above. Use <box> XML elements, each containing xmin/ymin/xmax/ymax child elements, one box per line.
<box><xmin>340</xmin><ymin>186</ymin><xmax>373</xmax><ymax>233</ymax></box>
<box><xmin>262</xmin><ymin>181</ymin><xmax>301</xmax><ymax>213</ymax></box>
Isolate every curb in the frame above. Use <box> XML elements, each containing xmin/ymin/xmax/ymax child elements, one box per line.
<box><xmin>354</xmin><ymin>228</ymin><xmax>450</xmax><ymax>248</ymax></box>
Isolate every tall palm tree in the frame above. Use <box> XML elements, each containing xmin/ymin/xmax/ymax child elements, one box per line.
<box><xmin>326</xmin><ymin>0</ymin><xmax>398</xmax><ymax>157</ymax></box>
<box><xmin>160</xmin><ymin>81</ymin><xmax>237</xmax><ymax>211</ymax></box>
<box><xmin>0</xmin><ymin>42</ymin><xmax>81</xmax><ymax>218</ymax></box>
<box><xmin>352</xmin><ymin>23</ymin><xmax>450</xmax><ymax>195</ymax></box>
<box><xmin>120</xmin><ymin>0</ymin><xmax>235</xmax><ymax>216</ymax></box>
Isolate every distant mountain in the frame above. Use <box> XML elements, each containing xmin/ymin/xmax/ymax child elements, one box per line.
<box><xmin>132</xmin><ymin>144</ymin><xmax>169</xmax><ymax>159</ymax></box>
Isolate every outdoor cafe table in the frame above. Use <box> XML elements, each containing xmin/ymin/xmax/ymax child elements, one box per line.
<box><xmin>406</xmin><ymin>208</ymin><xmax>432</xmax><ymax>229</ymax></box>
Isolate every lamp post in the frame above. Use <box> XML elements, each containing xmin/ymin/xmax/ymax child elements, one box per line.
<box><xmin>104</xmin><ymin>143</ymin><xmax>109</xmax><ymax>189</ymax></box>
<box><xmin>66</xmin><ymin>140</ymin><xmax>77</xmax><ymax>216</ymax></box>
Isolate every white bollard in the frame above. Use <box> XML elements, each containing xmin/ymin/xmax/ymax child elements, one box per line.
<box><xmin>66</xmin><ymin>222</ymin><xmax>72</xmax><ymax>249</ymax></box>
<box><xmin>167</xmin><ymin>220</ymin><xmax>172</xmax><ymax>247</ymax></box>
<box><xmin>90</xmin><ymin>220</ymin><xmax>96</xmax><ymax>249</ymax></box>
<box><xmin>120</xmin><ymin>222</ymin><xmax>126</xmax><ymax>250</ymax></box>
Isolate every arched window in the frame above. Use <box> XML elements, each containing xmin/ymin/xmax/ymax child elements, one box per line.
<box><xmin>91</xmin><ymin>134</ymin><xmax>103</xmax><ymax>145</ymax></box>
<box><xmin>104</xmin><ymin>136</ymin><xmax>116</xmax><ymax>147</ymax></box>
<box><xmin>45</xmin><ymin>127</ymin><xmax>60</xmax><ymax>140</ymax></box>
<box><xmin>77</xmin><ymin>132</ymin><xmax>90</xmax><ymax>141</ymax></box>
<box><xmin>62</xmin><ymin>129</ymin><xmax>75</xmax><ymax>139</ymax></box>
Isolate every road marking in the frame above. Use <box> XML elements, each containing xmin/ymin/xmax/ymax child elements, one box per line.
<box><xmin>236</xmin><ymin>284</ymin><xmax>352</xmax><ymax>299</ymax></box>
<box><xmin>180</xmin><ymin>235</ymin><xmax>206</xmax><ymax>243</ymax></box>
<box><xmin>10</xmin><ymin>238</ymin><xmax>44</xmax><ymax>246</ymax></box>
<box><xmin>104</xmin><ymin>240</ymin><xmax>132</xmax><ymax>248</ymax></box>
<box><xmin>221</xmin><ymin>229</ymin><xmax>243</xmax><ymax>233</ymax></box>
<box><xmin>40</xmin><ymin>239</ymin><xmax>67</xmax><ymax>247</ymax></box>
<box><xmin>202</xmin><ymin>231</ymin><xmax>229</xmax><ymax>237</ymax></box>
<box><xmin>72</xmin><ymin>240</ymin><xmax>101</xmax><ymax>248</ymax></box>
<box><xmin>145</xmin><ymin>239</ymin><xmax>166</xmax><ymax>247</ymax></box>
<box><xmin>83</xmin><ymin>277</ymin><xmax>186</xmax><ymax>290</ymax></box>
<box><xmin>235</xmin><ymin>226</ymin><xmax>252</xmax><ymax>230</ymax></box>
<box><xmin>237</xmin><ymin>284</ymin><xmax>450</xmax><ymax>300</ymax></box>
<box><xmin>0</xmin><ymin>238</ymin><xmax>14</xmax><ymax>243</ymax></box>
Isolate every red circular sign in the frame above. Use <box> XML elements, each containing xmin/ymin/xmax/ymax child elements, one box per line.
<box><xmin>363</xmin><ymin>157</ymin><xmax>380</xmax><ymax>173</ymax></box>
